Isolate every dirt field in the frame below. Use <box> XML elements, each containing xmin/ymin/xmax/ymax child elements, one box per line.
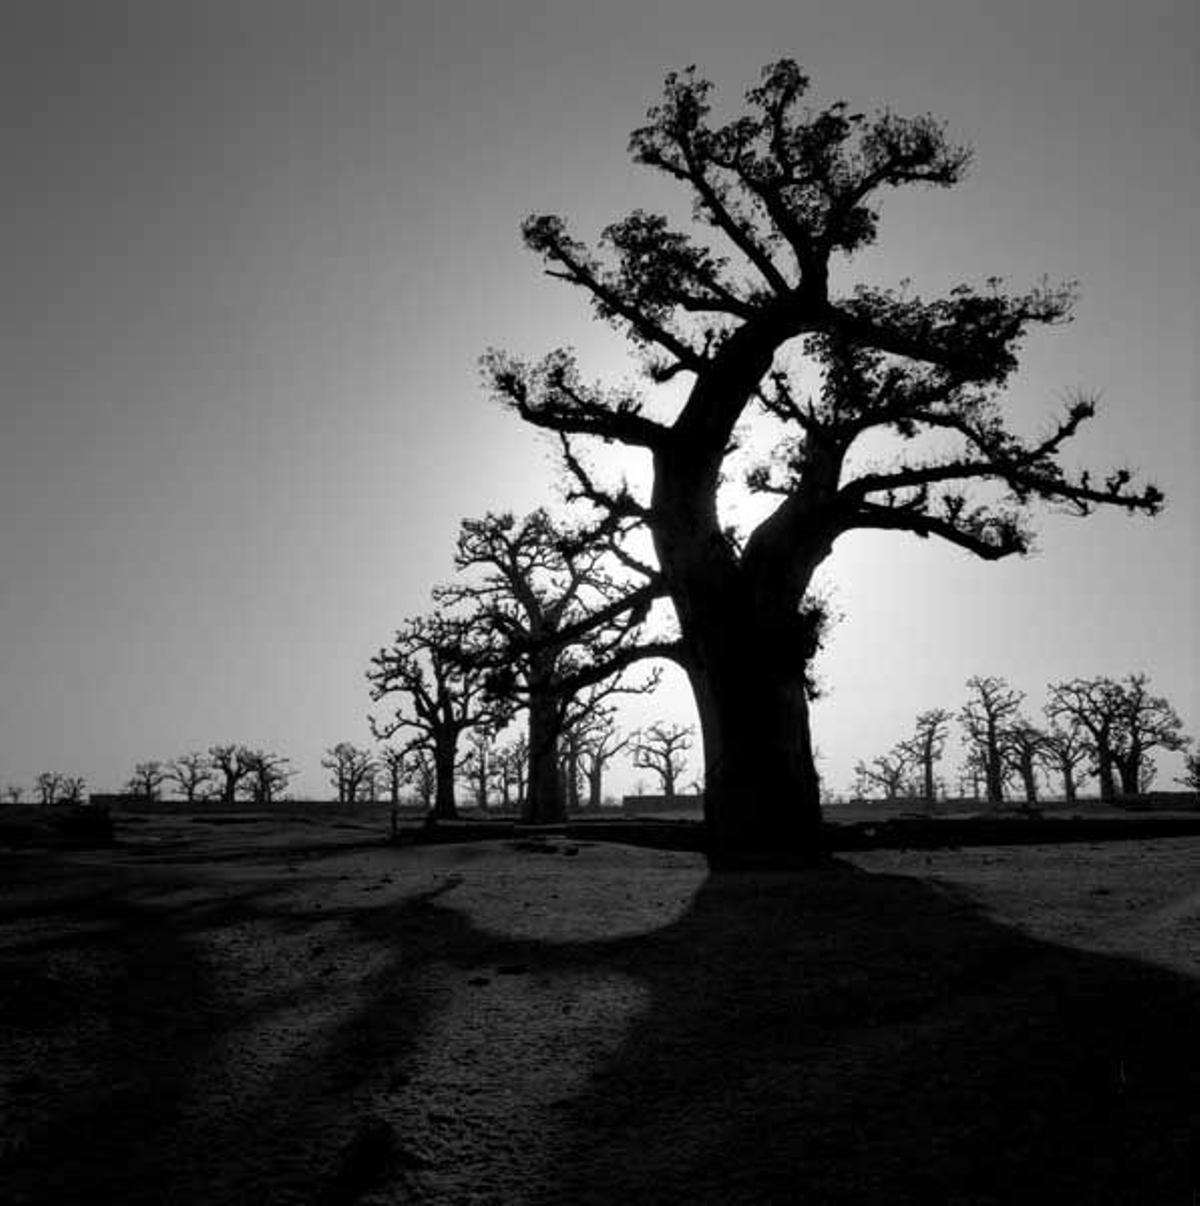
<box><xmin>2</xmin><ymin>814</ymin><xmax>1198</xmax><ymax>1204</ymax></box>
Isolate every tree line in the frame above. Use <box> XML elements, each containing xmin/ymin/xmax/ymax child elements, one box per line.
<box><xmin>852</xmin><ymin>673</ymin><xmax>1194</xmax><ymax>806</ymax></box>
<box><xmin>1</xmin><ymin>724</ymin><xmax>700</xmax><ymax>812</ymax></box>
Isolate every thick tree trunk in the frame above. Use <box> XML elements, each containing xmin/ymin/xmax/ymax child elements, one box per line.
<box><xmin>432</xmin><ymin>742</ymin><xmax>458</xmax><ymax>821</ymax></box>
<box><xmin>689</xmin><ymin>648</ymin><xmax>823</xmax><ymax>863</ymax></box>
<box><xmin>524</xmin><ymin>697</ymin><xmax>565</xmax><ymax>824</ymax></box>
<box><xmin>1060</xmin><ymin>765</ymin><xmax>1077</xmax><ymax>803</ymax></box>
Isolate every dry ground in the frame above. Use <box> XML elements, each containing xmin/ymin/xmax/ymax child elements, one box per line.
<box><xmin>2</xmin><ymin>814</ymin><xmax>1198</xmax><ymax>1204</ymax></box>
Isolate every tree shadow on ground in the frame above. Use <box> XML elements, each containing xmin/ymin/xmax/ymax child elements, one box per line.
<box><xmin>3</xmin><ymin>850</ymin><xmax>1198</xmax><ymax>1205</ymax></box>
<box><xmin>541</xmin><ymin>861</ymin><xmax>1200</xmax><ymax>1205</ymax></box>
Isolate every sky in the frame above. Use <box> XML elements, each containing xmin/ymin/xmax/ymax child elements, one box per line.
<box><xmin>1</xmin><ymin>0</ymin><xmax>1196</xmax><ymax>802</ymax></box>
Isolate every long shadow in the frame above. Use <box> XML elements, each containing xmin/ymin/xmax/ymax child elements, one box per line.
<box><xmin>5</xmin><ymin>849</ymin><xmax>1198</xmax><ymax>1204</ymax></box>
<box><xmin>542</xmin><ymin>862</ymin><xmax>1200</xmax><ymax>1204</ymax></box>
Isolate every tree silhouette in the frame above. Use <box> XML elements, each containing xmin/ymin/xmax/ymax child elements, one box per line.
<box><xmin>899</xmin><ymin>708</ymin><xmax>951</xmax><ymax>804</ymax></box>
<box><xmin>239</xmin><ymin>749</ymin><xmax>294</xmax><ymax>805</ymax></box>
<box><xmin>2</xmin><ymin>785</ymin><xmax>23</xmax><ymax>804</ymax></box>
<box><xmin>1036</xmin><ymin>718</ymin><xmax>1091</xmax><ymax>803</ymax></box>
<box><xmin>1001</xmin><ymin>720</ymin><xmax>1047</xmax><ymax>809</ymax></box>
<box><xmin>576</xmin><ymin>711</ymin><xmax>633</xmax><ymax>811</ymax></box>
<box><xmin>322</xmin><ymin>742</ymin><xmax>377</xmax><ymax>804</ymax></box>
<box><xmin>853</xmin><ymin>748</ymin><xmax>912</xmax><ymax>801</ymax></box>
<box><xmin>35</xmin><ymin>772</ymin><xmax>64</xmax><ymax>806</ymax></box>
<box><xmin>208</xmin><ymin>744</ymin><xmax>256</xmax><ymax>805</ymax></box>
<box><xmin>435</xmin><ymin>509</ymin><xmax>659</xmax><ymax>824</ymax></box>
<box><xmin>59</xmin><ymin>776</ymin><xmax>86</xmax><ymax>805</ymax></box>
<box><xmin>1178</xmin><ymin>752</ymin><xmax>1200</xmax><ymax>793</ymax></box>
<box><xmin>376</xmin><ymin>746</ymin><xmax>408</xmax><ymax>806</ymax></box>
<box><xmin>632</xmin><ymin>722</ymin><xmax>694</xmax><ymax>800</ymax></box>
<box><xmin>460</xmin><ymin>730</ymin><xmax>493</xmax><ymax>811</ymax></box>
<box><xmin>125</xmin><ymin>760</ymin><xmax>169</xmax><ymax>802</ymax></box>
<box><xmin>368</xmin><ymin>615</ymin><xmax>500</xmax><ymax>820</ymax></box>
<box><xmin>1108</xmin><ymin>673</ymin><xmax>1188</xmax><ymax>798</ymax></box>
<box><xmin>484</xmin><ymin>59</ymin><xmax>1161</xmax><ymax>858</ymax></box>
<box><xmin>959</xmin><ymin>677</ymin><xmax>1023</xmax><ymax>804</ymax></box>
<box><xmin>166</xmin><ymin>752</ymin><xmax>215</xmax><ymax>803</ymax></box>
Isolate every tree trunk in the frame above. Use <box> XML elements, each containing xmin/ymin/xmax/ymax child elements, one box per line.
<box><xmin>432</xmin><ymin>742</ymin><xmax>458</xmax><ymax>821</ymax></box>
<box><xmin>1060</xmin><ymin>764</ymin><xmax>1077</xmax><ymax>803</ymax></box>
<box><xmin>689</xmin><ymin>648</ymin><xmax>823</xmax><ymax>864</ymax></box>
<box><xmin>524</xmin><ymin>696</ymin><xmax>565</xmax><ymax>824</ymax></box>
<box><xmin>587</xmin><ymin>763</ymin><xmax>603</xmax><ymax>811</ymax></box>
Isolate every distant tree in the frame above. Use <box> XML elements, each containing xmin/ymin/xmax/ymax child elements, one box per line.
<box><xmin>959</xmin><ymin>677</ymin><xmax>1023</xmax><ymax>804</ymax></box>
<box><xmin>322</xmin><ymin>742</ymin><xmax>377</xmax><ymax>804</ymax></box>
<box><xmin>853</xmin><ymin>747</ymin><xmax>912</xmax><ymax>801</ymax></box>
<box><xmin>3</xmin><ymin>784</ymin><xmax>25</xmax><ymax>804</ymax></box>
<box><xmin>577</xmin><ymin>712</ymin><xmax>634</xmax><ymax>811</ymax></box>
<box><xmin>239</xmin><ymin>750</ymin><xmax>294</xmax><ymax>805</ymax></box>
<box><xmin>368</xmin><ymin>615</ymin><xmax>501</xmax><ymax>820</ymax></box>
<box><xmin>208</xmin><ymin>744</ymin><xmax>256</xmax><ymax>805</ymax></box>
<box><xmin>489</xmin><ymin>735</ymin><xmax>528</xmax><ymax>812</ymax></box>
<box><xmin>35</xmin><ymin>772</ymin><xmax>64</xmax><ymax>806</ymax></box>
<box><xmin>166</xmin><ymin>752</ymin><xmax>215</xmax><ymax>803</ymax></box>
<box><xmin>404</xmin><ymin>748</ymin><xmax>437</xmax><ymax>809</ymax></box>
<box><xmin>436</xmin><ymin>509</ymin><xmax>657</xmax><ymax>824</ymax></box>
<box><xmin>1109</xmin><ymin>674</ymin><xmax>1188</xmax><ymax>798</ymax></box>
<box><xmin>125</xmin><ymin>760</ymin><xmax>169</xmax><ymax>802</ymax></box>
<box><xmin>460</xmin><ymin>730</ymin><xmax>493</xmax><ymax>811</ymax></box>
<box><xmin>632</xmin><ymin>722</ymin><xmax>694</xmax><ymax>800</ymax></box>
<box><xmin>899</xmin><ymin>709</ymin><xmax>951</xmax><ymax>804</ymax></box>
<box><xmin>377</xmin><ymin>746</ymin><xmax>408</xmax><ymax>805</ymax></box>
<box><xmin>1177</xmin><ymin>752</ymin><xmax>1200</xmax><ymax>793</ymax></box>
<box><xmin>1002</xmin><ymin>720</ymin><xmax>1047</xmax><ymax>808</ymax></box>
<box><xmin>485</xmin><ymin>58</ymin><xmax>1162</xmax><ymax>860</ymax></box>
<box><xmin>60</xmin><ymin>776</ymin><xmax>86</xmax><ymax>805</ymax></box>
<box><xmin>1036</xmin><ymin>718</ymin><xmax>1091</xmax><ymax>803</ymax></box>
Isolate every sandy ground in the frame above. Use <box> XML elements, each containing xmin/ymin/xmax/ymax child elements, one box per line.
<box><xmin>1</xmin><ymin>815</ymin><xmax>1198</xmax><ymax>1204</ymax></box>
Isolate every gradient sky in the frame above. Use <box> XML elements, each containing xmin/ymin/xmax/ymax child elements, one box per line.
<box><xmin>2</xmin><ymin>0</ymin><xmax>1196</xmax><ymax>801</ymax></box>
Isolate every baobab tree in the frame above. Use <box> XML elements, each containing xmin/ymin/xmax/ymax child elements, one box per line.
<box><xmin>1178</xmin><ymin>752</ymin><xmax>1200</xmax><ymax>793</ymax></box>
<box><xmin>632</xmin><ymin>723</ymin><xmax>694</xmax><ymax>801</ymax></box>
<box><xmin>240</xmin><ymin>749</ymin><xmax>294</xmax><ymax>805</ymax></box>
<box><xmin>166</xmin><ymin>752</ymin><xmax>215</xmax><ymax>803</ymax></box>
<box><xmin>35</xmin><ymin>772</ymin><xmax>64</xmax><ymax>805</ymax></box>
<box><xmin>368</xmin><ymin>614</ymin><xmax>501</xmax><ymax>820</ymax></box>
<box><xmin>322</xmin><ymin>742</ymin><xmax>377</xmax><ymax>804</ymax></box>
<box><xmin>899</xmin><ymin>708</ymin><xmax>951</xmax><ymax>805</ymax></box>
<box><xmin>209</xmin><ymin>744</ymin><xmax>255</xmax><ymax>805</ymax></box>
<box><xmin>125</xmin><ymin>760</ymin><xmax>169</xmax><ymax>802</ymax></box>
<box><xmin>1109</xmin><ymin>674</ymin><xmax>1188</xmax><ymax>798</ymax></box>
<box><xmin>1037</xmin><ymin>717</ymin><xmax>1091</xmax><ymax>803</ymax></box>
<box><xmin>377</xmin><ymin>746</ymin><xmax>408</xmax><ymax>805</ymax></box>
<box><xmin>853</xmin><ymin>748</ymin><xmax>912</xmax><ymax>801</ymax></box>
<box><xmin>436</xmin><ymin>509</ymin><xmax>659</xmax><ymax>824</ymax></box>
<box><xmin>576</xmin><ymin>712</ymin><xmax>633</xmax><ymax>811</ymax></box>
<box><xmin>1002</xmin><ymin>720</ymin><xmax>1047</xmax><ymax>809</ymax></box>
<box><xmin>59</xmin><ymin>776</ymin><xmax>86</xmax><ymax>805</ymax></box>
<box><xmin>959</xmin><ymin>677</ymin><xmax>1024</xmax><ymax>804</ymax></box>
<box><xmin>483</xmin><ymin>59</ymin><xmax>1161</xmax><ymax>859</ymax></box>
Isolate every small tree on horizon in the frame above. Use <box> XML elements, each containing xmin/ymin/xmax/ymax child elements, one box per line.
<box><xmin>632</xmin><ymin>722</ymin><xmax>694</xmax><ymax>800</ymax></box>
<box><xmin>166</xmin><ymin>752</ymin><xmax>215</xmax><ymax>803</ymax></box>
<box><xmin>125</xmin><ymin>760</ymin><xmax>170</xmax><ymax>803</ymax></box>
<box><xmin>959</xmin><ymin>677</ymin><xmax>1023</xmax><ymax>804</ymax></box>
<box><xmin>35</xmin><ymin>772</ymin><xmax>64</xmax><ymax>806</ymax></box>
<box><xmin>209</xmin><ymin>744</ymin><xmax>256</xmax><ymax>805</ymax></box>
<box><xmin>322</xmin><ymin>742</ymin><xmax>377</xmax><ymax>804</ymax></box>
<box><xmin>899</xmin><ymin>709</ymin><xmax>952</xmax><ymax>804</ymax></box>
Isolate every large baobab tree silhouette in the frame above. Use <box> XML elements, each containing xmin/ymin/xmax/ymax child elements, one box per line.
<box><xmin>484</xmin><ymin>59</ymin><xmax>1162</xmax><ymax>859</ymax></box>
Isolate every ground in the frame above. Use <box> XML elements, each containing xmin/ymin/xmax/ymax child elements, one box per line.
<box><xmin>2</xmin><ymin>813</ymin><xmax>1198</xmax><ymax>1204</ymax></box>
